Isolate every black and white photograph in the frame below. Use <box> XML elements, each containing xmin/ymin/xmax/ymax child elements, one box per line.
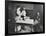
<box><xmin>5</xmin><ymin>1</ymin><xmax>45</xmax><ymax>35</ymax></box>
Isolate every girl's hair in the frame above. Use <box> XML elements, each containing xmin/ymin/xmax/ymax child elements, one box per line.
<box><xmin>20</xmin><ymin>7</ymin><xmax>24</xmax><ymax>12</ymax></box>
<box><xmin>16</xmin><ymin>5</ymin><xmax>21</xmax><ymax>9</ymax></box>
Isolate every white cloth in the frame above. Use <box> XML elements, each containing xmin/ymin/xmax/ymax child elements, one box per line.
<box><xmin>17</xmin><ymin>7</ymin><xmax>21</xmax><ymax>16</ymax></box>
